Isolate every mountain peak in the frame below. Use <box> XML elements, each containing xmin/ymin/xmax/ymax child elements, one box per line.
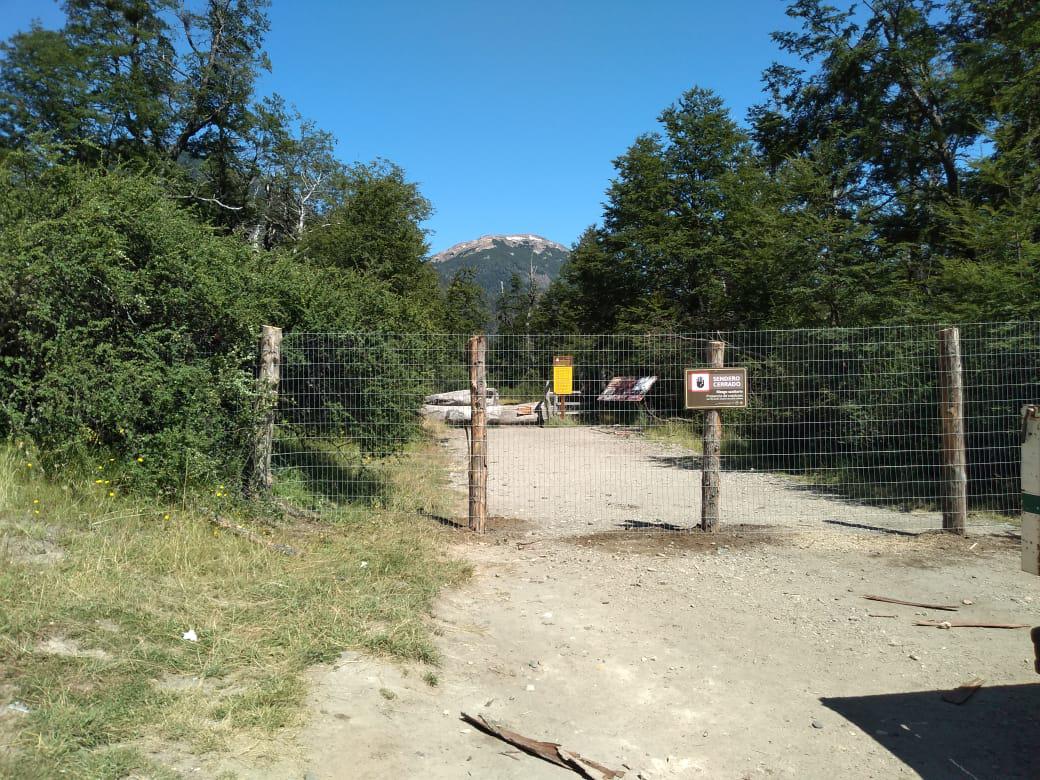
<box><xmin>428</xmin><ymin>233</ymin><xmax>571</xmax><ymax>299</ymax></box>
<box><xmin>430</xmin><ymin>234</ymin><xmax>569</xmax><ymax>265</ymax></box>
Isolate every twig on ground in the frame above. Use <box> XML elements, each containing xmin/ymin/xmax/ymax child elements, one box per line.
<box><xmin>209</xmin><ymin>515</ymin><xmax>299</xmax><ymax>556</ymax></box>
<box><xmin>941</xmin><ymin>678</ymin><xmax>985</xmax><ymax>705</ymax></box>
<box><xmin>863</xmin><ymin>594</ymin><xmax>960</xmax><ymax>611</ymax></box>
<box><xmin>915</xmin><ymin>620</ymin><xmax>1027</xmax><ymax>629</ymax></box>
<box><xmin>460</xmin><ymin>712</ymin><xmax>624</xmax><ymax>779</ymax></box>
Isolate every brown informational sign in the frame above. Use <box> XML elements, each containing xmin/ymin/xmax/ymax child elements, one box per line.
<box><xmin>597</xmin><ymin>375</ymin><xmax>658</xmax><ymax>402</ymax></box>
<box><xmin>684</xmin><ymin>368</ymin><xmax>748</xmax><ymax>409</ymax></box>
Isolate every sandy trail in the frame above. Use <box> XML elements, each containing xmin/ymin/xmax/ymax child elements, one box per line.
<box><xmin>227</xmin><ymin>428</ymin><xmax>1038</xmax><ymax>780</ymax></box>
<box><xmin>444</xmin><ymin>426</ymin><xmax>960</xmax><ymax>535</ymax></box>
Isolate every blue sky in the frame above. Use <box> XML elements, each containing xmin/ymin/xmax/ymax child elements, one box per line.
<box><xmin>1</xmin><ymin>1</ymin><xmax>799</xmax><ymax>254</ymax></box>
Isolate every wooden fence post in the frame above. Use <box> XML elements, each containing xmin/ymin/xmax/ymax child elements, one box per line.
<box><xmin>938</xmin><ymin>327</ymin><xmax>968</xmax><ymax>534</ymax></box>
<box><xmin>468</xmin><ymin>335</ymin><xmax>488</xmax><ymax>533</ymax></box>
<box><xmin>249</xmin><ymin>325</ymin><xmax>282</xmax><ymax>496</ymax></box>
<box><xmin>701</xmin><ymin>340</ymin><xmax>724</xmax><ymax>531</ymax></box>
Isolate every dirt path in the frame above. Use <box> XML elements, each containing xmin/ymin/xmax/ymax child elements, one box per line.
<box><xmin>444</xmin><ymin>426</ymin><xmax>1004</xmax><ymax>535</ymax></box>
<box><xmin>232</xmin><ymin>431</ymin><xmax>1039</xmax><ymax>780</ymax></box>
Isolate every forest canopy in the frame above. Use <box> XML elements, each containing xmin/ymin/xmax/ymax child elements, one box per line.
<box><xmin>536</xmin><ymin>0</ymin><xmax>1040</xmax><ymax>333</ymax></box>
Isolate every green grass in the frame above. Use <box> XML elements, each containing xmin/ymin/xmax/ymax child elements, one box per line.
<box><xmin>0</xmin><ymin>435</ymin><xmax>469</xmax><ymax>778</ymax></box>
<box><xmin>643</xmin><ymin>419</ymin><xmax>703</xmax><ymax>452</ymax></box>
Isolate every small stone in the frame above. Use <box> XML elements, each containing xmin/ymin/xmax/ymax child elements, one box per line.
<box><xmin>962</xmin><ymin>599</ymin><xmax>973</xmax><ymax>605</ymax></box>
<box><xmin>909</xmin><ymin>653</ymin><xmax>920</xmax><ymax>661</ymax></box>
<box><xmin>811</xmin><ymin>719</ymin><xmax>824</xmax><ymax>729</ymax></box>
<box><xmin>525</xmin><ymin>684</ymin><xmax>535</xmax><ymax>692</ymax></box>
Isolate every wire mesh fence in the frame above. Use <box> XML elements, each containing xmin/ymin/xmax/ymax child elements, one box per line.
<box><xmin>270</xmin><ymin>322</ymin><xmax>1040</xmax><ymax>534</ymax></box>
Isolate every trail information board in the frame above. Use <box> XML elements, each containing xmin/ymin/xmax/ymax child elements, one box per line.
<box><xmin>597</xmin><ymin>375</ymin><xmax>657</xmax><ymax>402</ymax></box>
<box><xmin>684</xmin><ymin>368</ymin><xmax>748</xmax><ymax>409</ymax></box>
<box><xmin>553</xmin><ymin>355</ymin><xmax>573</xmax><ymax>396</ymax></box>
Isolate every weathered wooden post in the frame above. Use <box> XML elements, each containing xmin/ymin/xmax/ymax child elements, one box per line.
<box><xmin>938</xmin><ymin>327</ymin><xmax>967</xmax><ymax>534</ymax></box>
<box><xmin>701</xmin><ymin>340</ymin><xmax>724</xmax><ymax>531</ymax></box>
<box><xmin>249</xmin><ymin>324</ymin><xmax>282</xmax><ymax>496</ymax></box>
<box><xmin>468</xmin><ymin>335</ymin><xmax>488</xmax><ymax>533</ymax></box>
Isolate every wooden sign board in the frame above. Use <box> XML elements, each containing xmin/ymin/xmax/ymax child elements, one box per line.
<box><xmin>684</xmin><ymin>368</ymin><xmax>747</xmax><ymax>409</ymax></box>
<box><xmin>553</xmin><ymin>355</ymin><xmax>573</xmax><ymax>396</ymax></box>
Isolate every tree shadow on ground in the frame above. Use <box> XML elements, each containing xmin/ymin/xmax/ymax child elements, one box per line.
<box><xmin>272</xmin><ymin>438</ymin><xmax>387</xmax><ymax>506</ymax></box>
<box><xmin>617</xmin><ymin>519</ymin><xmax>690</xmax><ymax>532</ymax></box>
<box><xmin>821</xmin><ymin>683</ymin><xmax>1040</xmax><ymax>779</ymax></box>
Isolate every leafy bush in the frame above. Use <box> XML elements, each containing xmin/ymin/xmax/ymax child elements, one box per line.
<box><xmin>0</xmin><ymin>162</ymin><xmax>264</xmax><ymax>494</ymax></box>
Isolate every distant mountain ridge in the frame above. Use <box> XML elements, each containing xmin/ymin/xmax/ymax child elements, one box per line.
<box><xmin>429</xmin><ymin>234</ymin><xmax>570</xmax><ymax>299</ymax></box>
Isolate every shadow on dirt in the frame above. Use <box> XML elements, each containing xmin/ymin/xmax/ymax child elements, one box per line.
<box><xmin>822</xmin><ymin>683</ymin><xmax>1040</xmax><ymax>779</ymax></box>
<box><xmin>566</xmin><ymin>524</ymin><xmax>780</xmax><ymax>554</ymax></box>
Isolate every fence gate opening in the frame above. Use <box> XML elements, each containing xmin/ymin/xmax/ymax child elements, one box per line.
<box><xmin>271</xmin><ymin>324</ymin><xmax>1039</xmax><ymax>537</ymax></box>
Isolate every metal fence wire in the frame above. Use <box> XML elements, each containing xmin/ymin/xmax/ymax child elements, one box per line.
<box><xmin>271</xmin><ymin>322</ymin><xmax>1040</xmax><ymax>534</ymax></box>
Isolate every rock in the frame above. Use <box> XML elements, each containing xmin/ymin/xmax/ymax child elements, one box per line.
<box><xmin>811</xmin><ymin>719</ymin><xmax>824</xmax><ymax>729</ymax></box>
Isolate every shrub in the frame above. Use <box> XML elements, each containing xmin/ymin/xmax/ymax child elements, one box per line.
<box><xmin>0</xmin><ymin>162</ymin><xmax>263</xmax><ymax>494</ymax></box>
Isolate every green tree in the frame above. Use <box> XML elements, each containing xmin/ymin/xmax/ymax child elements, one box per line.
<box><xmin>442</xmin><ymin>267</ymin><xmax>490</xmax><ymax>335</ymax></box>
<box><xmin>299</xmin><ymin>160</ymin><xmax>440</xmax><ymax>311</ymax></box>
<box><xmin>751</xmin><ymin>0</ymin><xmax>980</xmax><ymax>294</ymax></box>
<box><xmin>494</xmin><ymin>272</ymin><xmax>539</xmax><ymax>335</ymax></box>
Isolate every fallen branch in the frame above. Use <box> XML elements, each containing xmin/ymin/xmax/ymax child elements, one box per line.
<box><xmin>461</xmin><ymin>712</ymin><xmax>624</xmax><ymax>779</ymax></box>
<box><xmin>271</xmin><ymin>498</ymin><xmax>321</xmax><ymax>520</ymax></box>
<box><xmin>915</xmin><ymin>620</ymin><xmax>1028</xmax><ymax>629</ymax></box>
<box><xmin>863</xmin><ymin>594</ymin><xmax>959</xmax><ymax>611</ymax></box>
<box><xmin>209</xmin><ymin>515</ymin><xmax>299</xmax><ymax>556</ymax></box>
<box><xmin>516</xmin><ymin>539</ymin><xmax>544</xmax><ymax>549</ymax></box>
<box><xmin>941</xmin><ymin>678</ymin><xmax>984</xmax><ymax>705</ymax></box>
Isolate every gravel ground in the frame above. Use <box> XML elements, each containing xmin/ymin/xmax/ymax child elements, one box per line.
<box><xmin>227</xmin><ymin>426</ymin><xmax>1039</xmax><ymax>780</ymax></box>
<box><xmin>443</xmin><ymin>426</ymin><xmax>1013</xmax><ymax>536</ymax></box>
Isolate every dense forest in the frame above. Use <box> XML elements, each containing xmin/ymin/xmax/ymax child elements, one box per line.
<box><xmin>526</xmin><ymin>0</ymin><xmax>1040</xmax><ymax>334</ymax></box>
<box><xmin>1</xmin><ymin>0</ymin><xmax>1038</xmax><ymax>493</ymax></box>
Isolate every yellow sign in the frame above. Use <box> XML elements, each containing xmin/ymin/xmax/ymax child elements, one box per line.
<box><xmin>553</xmin><ymin>355</ymin><xmax>573</xmax><ymax>396</ymax></box>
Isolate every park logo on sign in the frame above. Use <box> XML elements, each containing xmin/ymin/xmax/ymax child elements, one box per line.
<box><xmin>688</xmin><ymin>372</ymin><xmax>710</xmax><ymax>393</ymax></box>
